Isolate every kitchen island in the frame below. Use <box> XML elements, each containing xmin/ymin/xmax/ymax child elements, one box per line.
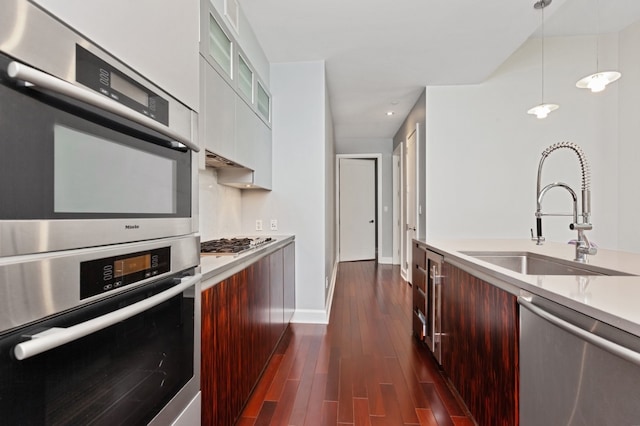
<box><xmin>413</xmin><ymin>238</ymin><xmax>640</xmax><ymax>426</ymax></box>
<box><xmin>200</xmin><ymin>235</ymin><xmax>295</xmax><ymax>426</ymax></box>
<box><xmin>420</xmin><ymin>238</ymin><xmax>640</xmax><ymax>336</ymax></box>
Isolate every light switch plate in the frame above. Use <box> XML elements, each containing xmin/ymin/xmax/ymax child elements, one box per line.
<box><xmin>255</xmin><ymin>219</ymin><xmax>263</xmax><ymax>231</ymax></box>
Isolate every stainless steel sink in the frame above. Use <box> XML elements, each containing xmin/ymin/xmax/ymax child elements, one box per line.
<box><xmin>460</xmin><ymin>251</ymin><xmax>633</xmax><ymax>276</ymax></box>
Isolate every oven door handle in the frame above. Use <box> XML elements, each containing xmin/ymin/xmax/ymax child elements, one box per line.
<box><xmin>13</xmin><ymin>273</ymin><xmax>201</xmax><ymax>361</ymax></box>
<box><xmin>6</xmin><ymin>61</ymin><xmax>199</xmax><ymax>153</ymax></box>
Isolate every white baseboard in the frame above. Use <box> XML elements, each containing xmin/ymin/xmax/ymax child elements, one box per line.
<box><xmin>290</xmin><ymin>309</ymin><xmax>329</xmax><ymax>324</ymax></box>
<box><xmin>289</xmin><ymin>256</ymin><xmax>339</xmax><ymax>325</ymax></box>
<box><xmin>401</xmin><ymin>267</ymin><xmax>407</xmax><ymax>281</ymax></box>
<box><xmin>378</xmin><ymin>256</ymin><xmax>393</xmax><ymax>264</ymax></box>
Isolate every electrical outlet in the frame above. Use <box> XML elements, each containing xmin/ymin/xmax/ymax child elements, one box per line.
<box><xmin>270</xmin><ymin>219</ymin><xmax>278</xmax><ymax>231</ymax></box>
<box><xmin>255</xmin><ymin>219</ymin><xmax>263</xmax><ymax>231</ymax></box>
<box><xmin>325</xmin><ymin>277</ymin><xmax>329</xmax><ymax>289</ymax></box>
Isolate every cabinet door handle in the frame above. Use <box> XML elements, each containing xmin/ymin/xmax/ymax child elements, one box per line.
<box><xmin>430</xmin><ymin>265</ymin><xmax>443</xmax><ymax>285</ymax></box>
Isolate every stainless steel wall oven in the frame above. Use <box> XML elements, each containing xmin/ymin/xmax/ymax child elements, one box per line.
<box><xmin>0</xmin><ymin>1</ymin><xmax>202</xmax><ymax>424</ymax></box>
<box><xmin>0</xmin><ymin>237</ymin><xmax>201</xmax><ymax>425</ymax></box>
<box><xmin>0</xmin><ymin>0</ymin><xmax>199</xmax><ymax>258</ymax></box>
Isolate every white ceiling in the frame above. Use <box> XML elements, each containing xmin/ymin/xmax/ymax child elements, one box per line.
<box><xmin>239</xmin><ymin>0</ymin><xmax>640</xmax><ymax>140</ymax></box>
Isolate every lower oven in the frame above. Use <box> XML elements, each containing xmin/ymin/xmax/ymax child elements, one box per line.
<box><xmin>0</xmin><ymin>235</ymin><xmax>201</xmax><ymax>425</ymax></box>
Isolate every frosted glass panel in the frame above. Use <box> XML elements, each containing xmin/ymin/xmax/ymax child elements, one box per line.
<box><xmin>209</xmin><ymin>14</ymin><xmax>232</xmax><ymax>77</ymax></box>
<box><xmin>238</xmin><ymin>55</ymin><xmax>253</xmax><ymax>101</ymax></box>
<box><xmin>257</xmin><ymin>82</ymin><xmax>270</xmax><ymax>122</ymax></box>
<box><xmin>54</xmin><ymin>125</ymin><xmax>176</xmax><ymax>214</ymax></box>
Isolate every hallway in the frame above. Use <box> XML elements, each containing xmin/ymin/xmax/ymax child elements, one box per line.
<box><xmin>238</xmin><ymin>261</ymin><xmax>474</xmax><ymax>425</ymax></box>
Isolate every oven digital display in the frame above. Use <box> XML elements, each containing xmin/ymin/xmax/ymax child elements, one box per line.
<box><xmin>110</xmin><ymin>72</ymin><xmax>149</xmax><ymax>107</ymax></box>
<box><xmin>115</xmin><ymin>254</ymin><xmax>151</xmax><ymax>277</ymax></box>
<box><xmin>80</xmin><ymin>247</ymin><xmax>171</xmax><ymax>299</ymax></box>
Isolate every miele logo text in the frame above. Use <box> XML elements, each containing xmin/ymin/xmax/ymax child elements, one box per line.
<box><xmin>125</xmin><ymin>225</ymin><xmax>140</xmax><ymax>230</ymax></box>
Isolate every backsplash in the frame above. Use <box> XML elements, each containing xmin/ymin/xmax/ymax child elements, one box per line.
<box><xmin>199</xmin><ymin>168</ymin><xmax>242</xmax><ymax>240</ymax></box>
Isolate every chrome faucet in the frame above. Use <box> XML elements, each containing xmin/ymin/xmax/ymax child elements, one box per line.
<box><xmin>534</xmin><ymin>142</ymin><xmax>597</xmax><ymax>263</ymax></box>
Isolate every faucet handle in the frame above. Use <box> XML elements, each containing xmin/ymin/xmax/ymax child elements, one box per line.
<box><xmin>570</xmin><ymin>223</ymin><xmax>593</xmax><ymax>231</ymax></box>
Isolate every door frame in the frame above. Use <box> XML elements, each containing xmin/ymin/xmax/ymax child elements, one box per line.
<box><xmin>392</xmin><ymin>144</ymin><xmax>402</xmax><ymax>266</ymax></box>
<box><xmin>336</xmin><ymin>153</ymin><xmax>383</xmax><ymax>263</ymax></box>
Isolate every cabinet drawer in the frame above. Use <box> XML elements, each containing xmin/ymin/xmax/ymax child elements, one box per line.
<box><xmin>413</xmin><ymin>263</ymin><xmax>426</xmax><ymax>292</ymax></box>
<box><xmin>413</xmin><ymin>242</ymin><xmax>426</xmax><ymax>269</ymax></box>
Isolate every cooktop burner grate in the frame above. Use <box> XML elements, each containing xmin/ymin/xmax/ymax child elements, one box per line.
<box><xmin>200</xmin><ymin>237</ymin><xmax>273</xmax><ymax>255</ymax></box>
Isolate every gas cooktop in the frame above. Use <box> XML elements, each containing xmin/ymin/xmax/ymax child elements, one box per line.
<box><xmin>200</xmin><ymin>237</ymin><xmax>273</xmax><ymax>255</ymax></box>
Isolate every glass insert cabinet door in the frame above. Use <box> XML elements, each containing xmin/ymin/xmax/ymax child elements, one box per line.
<box><xmin>238</xmin><ymin>54</ymin><xmax>253</xmax><ymax>102</ymax></box>
<box><xmin>256</xmin><ymin>81</ymin><xmax>270</xmax><ymax>123</ymax></box>
<box><xmin>209</xmin><ymin>14</ymin><xmax>232</xmax><ymax>78</ymax></box>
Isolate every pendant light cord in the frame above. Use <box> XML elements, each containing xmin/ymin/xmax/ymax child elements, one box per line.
<box><xmin>541</xmin><ymin>3</ymin><xmax>545</xmax><ymax>103</ymax></box>
<box><xmin>595</xmin><ymin>0</ymin><xmax>599</xmax><ymax>72</ymax></box>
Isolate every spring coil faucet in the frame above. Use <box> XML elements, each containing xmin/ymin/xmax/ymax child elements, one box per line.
<box><xmin>534</xmin><ymin>142</ymin><xmax>597</xmax><ymax>262</ymax></box>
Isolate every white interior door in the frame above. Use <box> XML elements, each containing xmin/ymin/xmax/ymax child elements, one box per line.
<box><xmin>392</xmin><ymin>150</ymin><xmax>401</xmax><ymax>265</ymax></box>
<box><xmin>339</xmin><ymin>158</ymin><xmax>376</xmax><ymax>262</ymax></box>
<box><xmin>405</xmin><ymin>131</ymin><xmax>417</xmax><ymax>281</ymax></box>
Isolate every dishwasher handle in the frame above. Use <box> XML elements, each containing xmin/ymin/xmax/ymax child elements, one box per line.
<box><xmin>14</xmin><ymin>274</ymin><xmax>201</xmax><ymax>361</ymax></box>
<box><xmin>518</xmin><ymin>296</ymin><xmax>640</xmax><ymax>367</ymax></box>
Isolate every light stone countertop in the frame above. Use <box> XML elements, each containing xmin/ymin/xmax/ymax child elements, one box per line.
<box><xmin>417</xmin><ymin>239</ymin><xmax>640</xmax><ymax>337</ymax></box>
<box><xmin>200</xmin><ymin>234</ymin><xmax>295</xmax><ymax>290</ymax></box>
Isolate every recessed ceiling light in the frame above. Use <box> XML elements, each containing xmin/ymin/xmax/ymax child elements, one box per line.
<box><xmin>391</xmin><ymin>100</ymin><xmax>399</xmax><ymax>105</ymax></box>
<box><xmin>386</xmin><ymin>111</ymin><xmax>395</xmax><ymax>116</ymax></box>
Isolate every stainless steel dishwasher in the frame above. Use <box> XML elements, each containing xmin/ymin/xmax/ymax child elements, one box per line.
<box><xmin>518</xmin><ymin>294</ymin><xmax>640</xmax><ymax>426</ymax></box>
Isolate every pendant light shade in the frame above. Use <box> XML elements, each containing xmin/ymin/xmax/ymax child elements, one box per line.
<box><xmin>527</xmin><ymin>103</ymin><xmax>559</xmax><ymax>119</ymax></box>
<box><xmin>576</xmin><ymin>0</ymin><xmax>621</xmax><ymax>93</ymax></box>
<box><xmin>528</xmin><ymin>0</ymin><xmax>558</xmax><ymax>119</ymax></box>
<box><xmin>576</xmin><ymin>71</ymin><xmax>621</xmax><ymax>93</ymax></box>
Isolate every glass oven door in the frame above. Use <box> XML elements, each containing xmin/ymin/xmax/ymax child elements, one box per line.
<box><xmin>0</xmin><ymin>273</ymin><xmax>199</xmax><ymax>426</ymax></box>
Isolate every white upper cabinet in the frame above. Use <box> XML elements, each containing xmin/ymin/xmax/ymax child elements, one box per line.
<box><xmin>200</xmin><ymin>58</ymin><xmax>236</xmax><ymax>161</ymax></box>
<box><xmin>199</xmin><ymin>0</ymin><xmax>272</xmax><ymax>189</ymax></box>
<box><xmin>32</xmin><ymin>0</ymin><xmax>200</xmax><ymax>111</ymax></box>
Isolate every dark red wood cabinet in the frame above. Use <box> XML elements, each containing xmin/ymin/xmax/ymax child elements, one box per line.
<box><xmin>201</xmin><ymin>242</ymin><xmax>295</xmax><ymax>426</ymax></box>
<box><xmin>440</xmin><ymin>262</ymin><xmax>519</xmax><ymax>426</ymax></box>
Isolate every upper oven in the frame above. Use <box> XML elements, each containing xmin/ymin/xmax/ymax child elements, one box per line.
<box><xmin>0</xmin><ymin>0</ymin><xmax>199</xmax><ymax>257</ymax></box>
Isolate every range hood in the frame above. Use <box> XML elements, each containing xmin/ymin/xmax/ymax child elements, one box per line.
<box><xmin>204</xmin><ymin>151</ymin><xmax>244</xmax><ymax>168</ymax></box>
<box><xmin>204</xmin><ymin>150</ymin><xmax>261</xmax><ymax>189</ymax></box>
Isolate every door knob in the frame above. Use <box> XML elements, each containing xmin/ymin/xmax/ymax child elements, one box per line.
<box><xmin>369</xmin><ymin>220</ymin><xmax>374</xmax><ymax>223</ymax></box>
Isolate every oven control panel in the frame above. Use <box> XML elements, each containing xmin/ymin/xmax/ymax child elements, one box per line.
<box><xmin>80</xmin><ymin>247</ymin><xmax>171</xmax><ymax>299</ymax></box>
<box><xmin>75</xmin><ymin>45</ymin><xmax>169</xmax><ymax>125</ymax></box>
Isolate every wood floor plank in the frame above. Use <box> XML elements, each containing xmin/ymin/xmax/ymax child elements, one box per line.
<box><xmin>384</xmin><ymin>356</ymin><xmax>422</xmax><ymax>423</ymax></box>
<box><xmin>302</xmin><ymin>373</ymin><xmax>328</xmax><ymax>426</ymax></box>
<box><xmin>289</xmin><ymin>335</ymin><xmax>323</xmax><ymax>425</ymax></box>
<box><xmin>253</xmin><ymin>401</ymin><xmax>277</xmax><ymax>426</ymax></box>
<box><xmin>321</xmin><ymin>401</ymin><xmax>339</xmax><ymax>426</ymax></box>
<box><xmin>337</xmin><ymin>357</ymin><xmax>354</xmax><ymax>423</ymax></box>
<box><xmin>242</xmin><ymin>354</ymin><xmax>284</xmax><ymax>416</ymax></box>
<box><xmin>416</xmin><ymin>408</ymin><xmax>439</xmax><ymax>426</ymax></box>
<box><xmin>353</xmin><ymin>398</ymin><xmax>372</xmax><ymax>426</ymax></box>
<box><xmin>379</xmin><ymin>383</ymin><xmax>406</xmax><ymax>426</ymax></box>
<box><xmin>269</xmin><ymin>379</ymin><xmax>299</xmax><ymax>425</ymax></box>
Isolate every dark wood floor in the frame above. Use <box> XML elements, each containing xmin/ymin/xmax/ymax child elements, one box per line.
<box><xmin>238</xmin><ymin>261</ymin><xmax>474</xmax><ymax>425</ymax></box>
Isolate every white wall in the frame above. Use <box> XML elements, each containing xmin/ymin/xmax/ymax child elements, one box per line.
<box><xmin>335</xmin><ymin>138</ymin><xmax>394</xmax><ymax>261</ymax></box>
<box><xmin>198</xmin><ymin>169</ymin><xmax>242</xmax><ymax>240</ymax></box>
<box><xmin>426</xmin><ymin>34</ymin><xmax>621</xmax><ymax>249</ymax></box>
<box><xmin>325</xmin><ymin>85</ymin><xmax>336</xmax><ymax>303</ymax></box>
<box><xmin>241</xmin><ymin>61</ymin><xmax>334</xmax><ymax>322</ymax></box>
<box><xmin>618</xmin><ymin>20</ymin><xmax>640</xmax><ymax>253</ymax></box>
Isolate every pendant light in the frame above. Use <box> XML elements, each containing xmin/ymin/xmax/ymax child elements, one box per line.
<box><xmin>528</xmin><ymin>0</ymin><xmax>558</xmax><ymax>119</ymax></box>
<box><xmin>575</xmin><ymin>0</ymin><xmax>621</xmax><ymax>93</ymax></box>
